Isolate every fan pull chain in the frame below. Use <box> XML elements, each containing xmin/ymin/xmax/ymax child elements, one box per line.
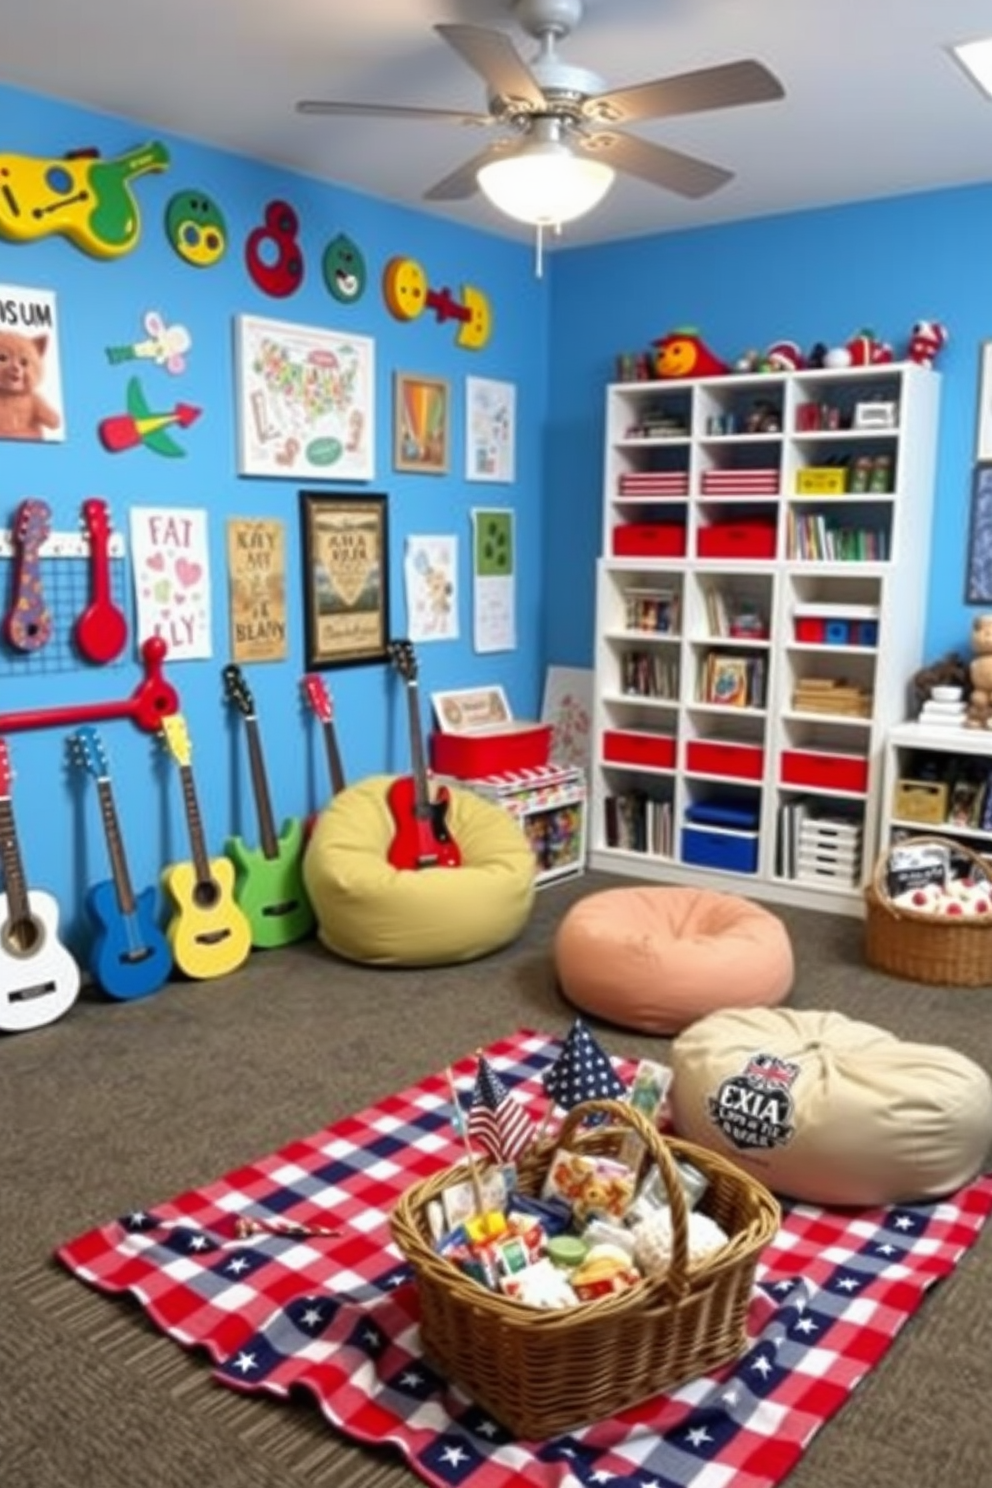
<box><xmin>535</xmin><ymin>223</ymin><xmax>545</xmax><ymax>278</ymax></box>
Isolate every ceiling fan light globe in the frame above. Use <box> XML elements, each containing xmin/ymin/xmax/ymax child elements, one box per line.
<box><xmin>477</xmin><ymin>145</ymin><xmax>614</xmax><ymax>225</ymax></box>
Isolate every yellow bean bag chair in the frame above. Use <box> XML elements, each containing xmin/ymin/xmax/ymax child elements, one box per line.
<box><xmin>670</xmin><ymin>1007</ymin><xmax>992</xmax><ymax>1205</ymax></box>
<box><xmin>554</xmin><ymin>885</ymin><xmax>793</xmax><ymax>1034</ymax></box>
<box><xmin>303</xmin><ymin>774</ymin><xmax>536</xmax><ymax>966</ymax></box>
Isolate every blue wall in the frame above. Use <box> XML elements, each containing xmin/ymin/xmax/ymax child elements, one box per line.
<box><xmin>0</xmin><ymin>83</ymin><xmax>548</xmax><ymax>956</ymax></box>
<box><xmin>543</xmin><ymin>186</ymin><xmax>992</xmax><ymax>671</ymax></box>
<box><xmin>3</xmin><ymin>73</ymin><xmax>991</xmax><ymax>967</ymax></box>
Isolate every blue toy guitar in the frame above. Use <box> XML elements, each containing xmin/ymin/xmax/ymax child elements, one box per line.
<box><xmin>72</xmin><ymin>725</ymin><xmax>172</xmax><ymax>1000</ymax></box>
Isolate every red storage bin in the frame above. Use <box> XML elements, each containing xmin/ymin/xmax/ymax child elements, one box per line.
<box><xmin>697</xmin><ymin>519</ymin><xmax>777</xmax><ymax>560</ymax></box>
<box><xmin>779</xmin><ymin>749</ymin><xmax>869</xmax><ymax>794</ymax></box>
<box><xmin>602</xmin><ymin>729</ymin><xmax>676</xmax><ymax>769</ymax></box>
<box><xmin>794</xmin><ymin>617</ymin><xmax>826</xmax><ymax>643</ymax></box>
<box><xmin>612</xmin><ymin>523</ymin><xmax>687</xmax><ymax>558</ymax></box>
<box><xmin>430</xmin><ymin>724</ymin><xmax>552</xmax><ymax>779</ymax></box>
<box><xmin>685</xmin><ymin>740</ymin><xmax>765</xmax><ymax>780</ymax></box>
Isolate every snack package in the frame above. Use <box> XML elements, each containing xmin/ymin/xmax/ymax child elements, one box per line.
<box><xmin>542</xmin><ymin>1148</ymin><xmax>636</xmax><ymax>1224</ymax></box>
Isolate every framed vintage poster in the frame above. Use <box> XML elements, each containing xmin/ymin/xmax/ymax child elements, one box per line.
<box><xmin>465</xmin><ymin>375</ymin><xmax>515</xmax><ymax>482</ymax></box>
<box><xmin>235</xmin><ymin>314</ymin><xmax>375</xmax><ymax>480</ymax></box>
<box><xmin>393</xmin><ymin>372</ymin><xmax>450</xmax><ymax>474</ymax></box>
<box><xmin>300</xmin><ymin>492</ymin><xmax>389</xmax><ymax>668</ymax></box>
<box><xmin>966</xmin><ymin>463</ymin><xmax>992</xmax><ymax>603</ymax></box>
<box><xmin>977</xmin><ymin>341</ymin><xmax>992</xmax><ymax>463</ymax></box>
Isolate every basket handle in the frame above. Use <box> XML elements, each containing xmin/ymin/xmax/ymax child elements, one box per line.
<box><xmin>552</xmin><ymin>1097</ymin><xmax>692</xmax><ymax>1295</ymax></box>
<box><xmin>872</xmin><ymin>833</ymin><xmax>992</xmax><ymax>919</ymax></box>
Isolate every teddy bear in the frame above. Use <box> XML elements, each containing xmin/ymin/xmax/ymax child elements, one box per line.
<box><xmin>966</xmin><ymin>613</ymin><xmax>992</xmax><ymax>729</ymax></box>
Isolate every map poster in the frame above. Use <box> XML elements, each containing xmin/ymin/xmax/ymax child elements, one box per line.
<box><xmin>226</xmin><ymin>517</ymin><xmax>287</xmax><ymax>663</ymax></box>
<box><xmin>234</xmin><ymin>314</ymin><xmax>375</xmax><ymax>481</ymax></box>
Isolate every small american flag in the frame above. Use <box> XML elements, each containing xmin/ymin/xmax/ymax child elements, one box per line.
<box><xmin>542</xmin><ymin>1018</ymin><xmax>628</xmax><ymax>1110</ymax></box>
<box><xmin>467</xmin><ymin>1055</ymin><xmax>535</xmax><ymax>1162</ymax></box>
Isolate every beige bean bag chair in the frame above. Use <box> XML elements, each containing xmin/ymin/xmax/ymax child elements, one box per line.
<box><xmin>303</xmin><ymin>774</ymin><xmax>535</xmax><ymax>966</ymax></box>
<box><xmin>553</xmin><ymin>886</ymin><xmax>793</xmax><ymax>1034</ymax></box>
<box><xmin>670</xmin><ymin>1006</ymin><xmax>992</xmax><ymax>1205</ymax></box>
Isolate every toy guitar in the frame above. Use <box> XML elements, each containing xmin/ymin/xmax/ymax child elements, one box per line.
<box><xmin>160</xmin><ymin>714</ymin><xmax>252</xmax><ymax>980</ymax></box>
<box><xmin>74</xmin><ymin>499</ymin><xmax>128</xmax><ymax>664</ymax></box>
<box><xmin>0</xmin><ymin>141</ymin><xmax>170</xmax><ymax>259</ymax></box>
<box><xmin>386</xmin><ymin>640</ymin><xmax>461</xmax><ymax>870</ymax></box>
<box><xmin>302</xmin><ymin>673</ymin><xmax>347</xmax><ymax>832</ymax></box>
<box><xmin>0</xmin><ymin>737</ymin><xmax>80</xmax><ymax>1033</ymax></box>
<box><xmin>4</xmin><ymin>498</ymin><xmax>53</xmax><ymax>652</ymax></box>
<box><xmin>71</xmin><ymin>726</ymin><xmax>172</xmax><ymax>1000</ymax></box>
<box><xmin>222</xmin><ymin>664</ymin><xmax>315</xmax><ymax>949</ymax></box>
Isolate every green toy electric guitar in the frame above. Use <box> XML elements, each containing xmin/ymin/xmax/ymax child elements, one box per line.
<box><xmin>0</xmin><ymin>141</ymin><xmax>170</xmax><ymax>259</ymax></box>
<box><xmin>222</xmin><ymin>664</ymin><xmax>315</xmax><ymax>950</ymax></box>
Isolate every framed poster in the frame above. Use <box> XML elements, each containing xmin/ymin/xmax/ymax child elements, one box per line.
<box><xmin>966</xmin><ymin>463</ymin><xmax>992</xmax><ymax>603</ymax></box>
<box><xmin>300</xmin><ymin>492</ymin><xmax>389</xmax><ymax>668</ymax></box>
<box><xmin>977</xmin><ymin>341</ymin><xmax>992</xmax><ymax>463</ymax></box>
<box><xmin>465</xmin><ymin>375</ymin><xmax>515</xmax><ymax>482</ymax></box>
<box><xmin>393</xmin><ymin>372</ymin><xmax>450</xmax><ymax>474</ymax></box>
<box><xmin>235</xmin><ymin>314</ymin><xmax>374</xmax><ymax>480</ymax></box>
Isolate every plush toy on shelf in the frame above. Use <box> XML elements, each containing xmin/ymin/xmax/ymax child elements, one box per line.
<box><xmin>906</xmin><ymin>319</ymin><xmax>948</xmax><ymax>368</ymax></box>
<box><xmin>966</xmin><ymin>613</ymin><xmax>992</xmax><ymax>729</ymax></box>
<box><xmin>824</xmin><ymin>328</ymin><xmax>895</xmax><ymax>369</ymax></box>
<box><xmin>651</xmin><ymin>327</ymin><xmax>729</xmax><ymax>379</ymax></box>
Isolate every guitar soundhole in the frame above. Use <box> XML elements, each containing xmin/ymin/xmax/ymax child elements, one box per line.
<box><xmin>120</xmin><ymin>947</ymin><xmax>154</xmax><ymax>966</ymax></box>
<box><xmin>193</xmin><ymin>878</ymin><xmax>221</xmax><ymax>910</ymax></box>
<box><xmin>4</xmin><ymin>916</ymin><xmax>42</xmax><ymax>957</ymax></box>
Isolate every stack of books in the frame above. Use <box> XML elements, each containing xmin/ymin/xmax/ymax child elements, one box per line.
<box><xmin>792</xmin><ymin>677</ymin><xmax>873</xmax><ymax>717</ymax></box>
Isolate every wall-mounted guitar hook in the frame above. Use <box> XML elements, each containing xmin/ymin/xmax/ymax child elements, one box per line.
<box><xmin>0</xmin><ymin>636</ymin><xmax>179</xmax><ymax>734</ymax></box>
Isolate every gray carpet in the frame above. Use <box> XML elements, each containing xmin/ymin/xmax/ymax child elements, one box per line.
<box><xmin>3</xmin><ymin>869</ymin><xmax>991</xmax><ymax>1488</ymax></box>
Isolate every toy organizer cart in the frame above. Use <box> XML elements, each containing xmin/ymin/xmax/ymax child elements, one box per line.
<box><xmin>864</xmin><ymin>834</ymin><xmax>992</xmax><ymax>986</ymax></box>
<box><xmin>391</xmin><ymin>1098</ymin><xmax>779</xmax><ymax>1440</ymax></box>
<box><xmin>452</xmin><ymin>763</ymin><xmax>587</xmax><ymax>887</ymax></box>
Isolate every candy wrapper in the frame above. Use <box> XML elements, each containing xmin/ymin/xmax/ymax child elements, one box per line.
<box><xmin>541</xmin><ymin>1149</ymin><xmax>636</xmax><ymax>1224</ymax></box>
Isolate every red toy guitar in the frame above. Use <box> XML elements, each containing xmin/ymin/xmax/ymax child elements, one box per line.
<box><xmin>386</xmin><ymin>640</ymin><xmax>461</xmax><ymax>871</ymax></box>
<box><xmin>302</xmin><ymin>673</ymin><xmax>347</xmax><ymax>798</ymax></box>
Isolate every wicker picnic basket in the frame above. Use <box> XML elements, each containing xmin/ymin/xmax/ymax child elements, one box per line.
<box><xmin>864</xmin><ymin>834</ymin><xmax>992</xmax><ymax>986</ymax></box>
<box><xmin>390</xmin><ymin>1096</ymin><xmax>780</xmax><ymax>1439</ymax></box>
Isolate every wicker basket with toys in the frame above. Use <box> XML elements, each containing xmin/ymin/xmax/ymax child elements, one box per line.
<box><xmin>391</xmin><ymin>1030</ymin><xmax>779</xmax><ymax>1439</ymax></box>
<box><xmin>865</xmin><ymin>834</ymin><xmax>992</xmax><ymax>985</ymax></box>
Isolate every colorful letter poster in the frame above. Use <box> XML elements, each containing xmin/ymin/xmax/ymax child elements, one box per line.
<box><xmin>404</xmin><ymin>534</ymin><xmax>458</xmax><ymax>643</ymax></box>
<box><xmin>129</xmin><ymin>506</ymin><xmax>212</xmax><ymax>659</ymax></box>
<box><xmin>0</xmin><ymin>284</ymin><xmax>65</xmax><ymax>442</ymax></box>
<box><xmin>471</xmin><ymin>507</ymin><xmax>515</xmax><ymax>653</ymax></box>
<box><xmin>226</xmin><ymin>517</ymin><xmax>288</xmax><ymax>662</ymax></box>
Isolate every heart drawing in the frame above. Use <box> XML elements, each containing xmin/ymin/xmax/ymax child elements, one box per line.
<box><xmin>175</xmin><ymin>557</ymin><xmax>202</xmax><ymax>589</ymax></box>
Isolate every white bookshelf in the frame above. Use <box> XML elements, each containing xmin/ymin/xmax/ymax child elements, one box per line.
<box><xmin>589</xmin><ymin>362</ymin><xmax>942</xmax><ymax>916</ymax></box>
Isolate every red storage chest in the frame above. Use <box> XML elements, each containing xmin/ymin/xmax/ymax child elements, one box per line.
<box><xmin>612</xmin><ymin>523</ymin><xmax>687</xmax><ymax>558</ymax></box>
<box><xmin>430</xmin><ymin>724</ymin><xmax>552</xmax><ymax>779</ymax></box>
<box><xmin>779</xmin><ymin>749</ymin><xmax>869</xmax><ymax>794</ymax></box>
<box><xmin>685</xmin><ymin>740</ymin><xmax>764</xmax><ymax>780</ymax></box>
<box><xmin>602</xmin><ymin>729</ymin><xmax>676</xmax><ymax>769</ymax></box>
<box><xmin>696</xmin><ymin>519</ymin><xmax>777</xmax><ymax>560</ymax></box>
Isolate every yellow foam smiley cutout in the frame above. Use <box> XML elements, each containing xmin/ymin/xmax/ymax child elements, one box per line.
<box><xmin>382</xmin><ymin>256</ymin><xmax>428</xmax><ymax>321</ymax></box>
<box><xmin>456</xmin><ymin>285</ymin><xmax>492</xmax><ymax>350</ymax></box>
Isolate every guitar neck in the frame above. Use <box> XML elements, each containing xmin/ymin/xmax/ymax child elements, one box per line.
<box><xmin>244</xmin><ymin>716</ymin><xmax>280</xmax><ymax>858</ymax></box>
<box><xmin>322</xmin><ymin>719</ymin><xmax>346</xmax><ymax>796</ymax></box>
<box><xmin>95</xmin><ymin>777</ymin><xmax>137</xmax><ymax>916</ymax></box>
<box><xmin>179</xmin><ymin>764</ymin><xmax>212</xmax><ymax>883</ymax></box>
<box><xmin>405</xmin><ymin>681</ymin><xmax>432</xmax><ymax>819</ymax></box>
<box><xmin>0</xmin><ymin>796</ymin><xmax>29</xmax><ymax>923</ymax></box>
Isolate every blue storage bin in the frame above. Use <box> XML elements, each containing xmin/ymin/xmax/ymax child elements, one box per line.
<box><xmin>682</xmin><ymin>824</ymin><xmax>759</xmax><ymax>874</ymax></box>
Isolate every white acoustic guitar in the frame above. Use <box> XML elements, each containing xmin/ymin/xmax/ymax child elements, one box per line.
<box><xmin>0</xmin><ymin>737</ymin><xmax>80</xmax><ymax>1033</ymax></box>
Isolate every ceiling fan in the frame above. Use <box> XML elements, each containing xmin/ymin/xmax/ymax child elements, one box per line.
<box><xmin>296</xmin><ymin>0</ymin><xmax>785</xmax><ymax>227</ymax></box>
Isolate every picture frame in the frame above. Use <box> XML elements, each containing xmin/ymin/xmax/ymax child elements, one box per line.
<box><xmin>977</xmin><ymin>340</ymin><xmax>992</xmax><ymax>463</ymax></box>
<box><xmin>299</xmin><ymin>492</ymin><xmax>389</xmax><ymax>669</ymax></box>
<box><xmin>465</xmin><ymin>375</ymin><xmax>516</xmax><ymax>482</ymax></box>
<box><xmin>965</xmin><ymin>463</ymin><xmax>992</xmax><ymax>603</ymax></box>
<box><xmin>393</xmin><ymin>372</ymin><xmax>450</xmax><ymax>474</ymax></box>
<box><xmin>431</xmin><ymin>684</ymin><xmax>512</xmax><ymax>734</ymax></box>
<box><xmin>234</xmin><ymin>314</ymin><xmax>375</xmax><ymax>481</ymax></box>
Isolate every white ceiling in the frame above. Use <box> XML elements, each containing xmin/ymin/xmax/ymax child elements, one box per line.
<box><xmin>6</xmin><ymin>0</ymin><xmax>992</xmax><ymax>249</ymax></box>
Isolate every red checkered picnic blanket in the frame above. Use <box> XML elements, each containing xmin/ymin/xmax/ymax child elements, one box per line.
<box><xmin>57</xmin><ymin>1029</ymin><xmax>992</xmax><ymax>1488</ymax></box>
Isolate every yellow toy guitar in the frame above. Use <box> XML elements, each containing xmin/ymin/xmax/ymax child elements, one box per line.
<box><xmin>0</xmin><ymin>141</ymin><xmax>170</xmax><ymax>259</ymax></box>
<box><xmin>160</xmin><ymin>714</ymin><xmax>252</xmax><ymax>981</ymax></box>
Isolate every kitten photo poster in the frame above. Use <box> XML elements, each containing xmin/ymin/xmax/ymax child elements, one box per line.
<box><xmin>0</xmin><ymin>284</ymin><xmax>65</xmax><ymax>442</ymax></box>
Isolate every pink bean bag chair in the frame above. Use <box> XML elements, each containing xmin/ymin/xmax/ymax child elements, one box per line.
<box><xmin>553</xmin><ymin>885</ymin><xmax>793</xmax><ymax>1035</ymax></box>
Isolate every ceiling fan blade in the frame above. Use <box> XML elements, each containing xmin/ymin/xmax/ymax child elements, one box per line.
<box><xmin>578</xmin><ymin>131</ymin><xmax>733</xmax><ymax>199</ymax></box>
<box><xmin>582</xmin><ymin>59</ymin><xmax>784</xmax><ymax>126</ymax></box>
<box><xmin>435</xmin><ymin>23</ymin><xmax>546</xmax><ymax>111</ymax></box>
<box><xmin>423</xmin><ymin>141</ymin><xmax>517</xmax><ymax>201</ymax></box>
<box><xmin>296</xmin><ymin>99</ymin><xmax>491</xmax><ymax>125</ymax></box>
